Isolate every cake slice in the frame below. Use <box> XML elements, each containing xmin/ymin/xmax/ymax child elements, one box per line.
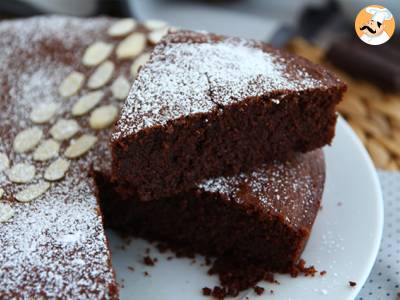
<box><xmin>98</xmin><ymin>149</ymin><xmax>325</xmax><ymax>296</ymax></box>
<box><xmin>111</xmin><ymin>30</ymin><xmax>345</xmax><ymax>201</ymax></box>
<box><xmin>0</xmin><ymin>16</ymin><xmax>158</xmax><ymax>298</ymax></box>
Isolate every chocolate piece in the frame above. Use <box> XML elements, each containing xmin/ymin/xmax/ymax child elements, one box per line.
<box><xmin>98</xmin><ymin>150</ymin><xmax>325</xmax><ymax>295</ymax></box>
<box><xmin>111</xmin><ymin>30</ymin><xmax>345</xmax><ymax>201</ymax></box>
<box><xmin>0</xmin><ymin>16</ymin><xmax>155</xmax><ymax>298</ymax></box>
<box><xmin>326</xmin><ymin>37</ymin><xmax>400</xmax><ymax>91</ymax></box>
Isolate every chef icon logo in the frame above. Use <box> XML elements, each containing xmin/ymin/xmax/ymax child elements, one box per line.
<box><xmin>355</xmin><ymin>5</ymin><xmax>395</xmax><ymax>45</ymax></box>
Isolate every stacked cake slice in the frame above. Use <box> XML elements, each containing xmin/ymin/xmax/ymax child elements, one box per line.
<box><xmin>107</xmin><ymin>31</ymin><xmax>346</xmax><ymax>295</ymax></box>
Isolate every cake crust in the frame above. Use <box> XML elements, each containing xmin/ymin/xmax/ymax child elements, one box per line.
<box><xmin>111</xmin><ymin>30</ymin><xmax>345</xmax><ymax>201</ymax></box>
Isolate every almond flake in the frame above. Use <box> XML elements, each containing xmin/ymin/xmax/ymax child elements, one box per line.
<box><xmin>59</xmin><ymin>71</ymin><xmax>85</xmax><ymax>97</ymax></box>
<box><xmin>116</xmin><ymin>32</ymin><xmax>146</xmax><ymax>59</ymax></box>
<box><xmin>13</xmin><ymin>127</ymin><xmax>43</xmax><ymax>153</ymax></box>
<box><xmin>144</xmin><ymin>20</ymin><xmax>167</xmax><ymax>31</ymax></box>
<box><xmin>108</xmin><ymin>18</ymin><xmax>137</xmax><ymax>37</ymax></box>
<box><xmin>33</xmin><ymin>139</ymin><xmax>60</xmax><ymax>161</ymax></box>
<box><xmin>0</xmin><ymin>153</ymin><xmax>10</xmax><ymax>172</ymax></box>
<box><xmin>111</xmin><ymin>76</ymin><xmax>130</xmax><ymax>100</ymax></box>
<box><xmin>82</xmin><ymin>41</ymin><xmax>114</xmax><ymax>67</ymax></box>
<box><xmin>0</xmin><ymin>202</ymin><xmax>14</xmax><ymax>223</ymax></box>
<box><xmin>15</xmin><ymin>181</ymin><xmax>50</xmax><ymax>203</ymax></box>
<box><xmin>44</xmin><ymin>158</ymin><xmax>70</xmax><ymax>181</ymax></box>
<box><xmin>89</xmin><ymin>105</ymin><xmax>119</xmax><ymax>130</ymax></box>
<box><xmin>0</xmin><ymin>188</ymin><xmax>4</xmax><ymax>199</ymax></box>
<box><xmin>148</xmin><ymin>28</ymin><xmax>168</xmax><ymax>44</ymax></box>
<box><xmin>131</xmin><ymin>52</ymin><xmax>151</xmax><ymax>78</ymax></box>
<box><xmin>72</xmin><ymin>90</ymin><xmax>104</xmax><ymax>116</ymax></box>
<box><xmin>8</xmin><ymin>163</ymin><xmax>36</xmax><ymax>183</ymax></box>
<box><xmin>65</xmin><ymin>134</ymin><xmax>97</xmax><ymax>158</ymax></box>
<box><xmin>87</xmin><ymin>61</ymin><xmax>115</xmax><ymax>89</ymax></box>
<box><xmin>30</xmin><ymin>103</ymin><xmax>59</xmax><ymax>124</ymax></box>
<box><xmin>50</xmin><ymin>119</ymin><xmax>80</xmax><ymax>141</ymax></box>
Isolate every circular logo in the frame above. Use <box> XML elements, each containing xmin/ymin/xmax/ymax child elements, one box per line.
<box><xmin>355</xmin><ymin>5</ymin><xmax>395</xmax><ymax>45</ymax></box>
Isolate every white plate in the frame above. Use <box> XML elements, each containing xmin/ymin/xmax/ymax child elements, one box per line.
<box><xmin>108</xmin><ymin>117</ymin><xmax>383</xmax><ymax>300</ymax></box>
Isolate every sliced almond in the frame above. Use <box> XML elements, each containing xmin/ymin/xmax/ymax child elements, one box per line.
<box><xmin>369</xmin><ymin>113</ymin><xmax>391</xmax><ymax>136</ymax></box>
<box><xmin>82</xmin><ymin>41</ymin><xmax>114</xmax><ymax>67</ymax></box>
<box><xmin>374</xmin><ymin>135</ymin><xmax>400</xmax><ymax>157</ymax></box>
<box><xmin>30</xmin><ymin>103</ymin><xmax>59</xmax><ymax>124</ymax></box>
<box><xmin>386</xmin><ymin>160</ymin><xmax>398</xmax><ymax>171</ymax></box>
<box><xmin>144</xmin><ymin>20</ymin><xmax>167</xmax><ymax>31</ymax></box>
<box><xmin>50</xmin><ymin>119</ymin><xmax>80</xmax><ymax>141</ymax></box>
<box><xmin>72</xmin><ymin>90</ymin><xmax>104</xmax><ymax>116</ymax></box>
<box><xmin>13</xmin><ymin>127</ymin><xmax>43</xmax><ymax>153</ymax></box>
<box><xmin>349</xmin><ymin>116</ymin><xmax>382</xmax><ymax>137</ymax></box>
<box><xmin>131</xmin><ymin>52</ymin><xmax>151</xmax><ymax>78</ymax></box>
<box><xmin>33</xmin><ymin>139</ymin><xmax>60</xmax><ymax>161</ymax></box>
<box><xmin>367</xmin><ymin>138</ymin><xmax>390</xmax><ymax>169</ymax></box>
<box><xmin>111</xmin><ymin>76</ymin><xmax>130</xmax><ymax>100</ymax></box>
<box><xmin>8</xmin><ymin>163</ymin><xmax>35</xmax><ymax>184</ymax></box>
<box><xmin>15</xmin><ymin>181</ymin><xmax>50</xmax><ymax>203</ymax></box>
<box><xmin>148</xmin><ymin>28</ymin><xmax>168</xmax><ymax>44</ymax></box>
<box><xmin>59</xmin><ymin>71</ymin><xmax>85</xmax><ymax>97</ymax></box>
<box><xmin>65</xmin><ymin>134</ymin><xmax>98</xmax><ymax>158</ymax></box>
<box><xmin>0</xmin><ymin>202</ymin><xmax>14</xmax><ymax>223</ymax></box>
<box><xmin>368</xmin><ymin>99</ymin><xmax>400</xmax><ymax>123</ymax></box>
<box><xmin>108</xmin><ymin>18</ymin><xmax>137</xmax><ymax>37</ymax></box>
<box><xmin>116</xmin><ymin>32</ymin><xmax>146</xmax><ymax>59</ymax></box>
<box><xmin>0</xmin><ymin>153</ymin><xmax>10</xmax><ymax>172</ymax></box>
<box><xmin>89</xmin><ymin>105</ymin><xmax>119</xmax><ymax>130</ymax></box>
<box><xmin>87</xmin><ymin>61</ymin><xmax>115</xmax><ymax>89</ymax></box>
<box><xmin>44</xmin><ymin>158</ymin><xmax>70</xmax><ymax>181</ymax></box>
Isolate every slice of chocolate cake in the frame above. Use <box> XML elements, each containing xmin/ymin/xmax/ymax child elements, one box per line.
<box><xmin>0</xmin><ymin>16</ymin><xmax>160</xmax><ymax>298</ymax></box>
<box><xmin>98</xmin><ymin>149</ymin><xmax>325</xmax><ymax>296</ymax></box>
<box><xmin>111</xmin><ymin>30</ymin><xmax>345</xmax><ymax>201</ymax></box>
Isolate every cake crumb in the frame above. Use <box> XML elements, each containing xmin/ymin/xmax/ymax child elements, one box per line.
<box><xmin>202</xmin><ymin>287</ymin><xmax>212</xmax><ymax>296</ymax></box>
<box><xmin>143</xmin><ymin>271</ymin><xmax>150</xmax><ymax>277</ymax></box>
<box><xmin>253</xmin><ymin>286</ymin><xmax>265</xmax><ymax>295</ymax></box>
<box><xmin>320</xmin><ymin>270</ymin><xmax>327</xmax><ymax>276</ymax></box>
<box><xmin>143</xmin><ymin>256</ymin><xmax>155</xmax><ymax>266</ymax></box>
<box><xmin>127</xmin><ymin>266</ymin><xmax>135</xmax><ymax>272</ymax></box>
<box><xmin>349</xmin><ymin>281</ymin><xmax>356</xmax><ymax>287</ymax></box>
<box><xmin>291</xmin><ymin>259</ymin><xmax>317</xmax><ymax>277</ymax></box>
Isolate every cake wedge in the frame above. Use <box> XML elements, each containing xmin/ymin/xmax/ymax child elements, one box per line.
<box><xmin>111</xmin><ymin>30</ymin><xmax>345</xmax><ymax>201</ymax></box>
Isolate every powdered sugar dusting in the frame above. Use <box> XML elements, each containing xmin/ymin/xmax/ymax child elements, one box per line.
<box><xmin>114</xmin><ymin>31</ymin><xmax>323</xmax><ymax>138</ymax></box>
<box><xmin>0</xmin><ymin>16</ymin><xmax>147</xmax><ymax>298</ymax></box>
<box><xmin>200</xmin><ymin>150</ymin><xmax>325</xmax><ymax>229</ymax></box>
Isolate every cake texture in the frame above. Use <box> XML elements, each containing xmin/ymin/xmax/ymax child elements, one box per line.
<box><xmin>0</xmin><ymin>16</ymin><xmax>158</xmax><ymax>298</ymax></box>
<box><xmin>111</xmin><ymin>30</ymin><xmax>345</xmax><ymax>201</ymax></box>
<box><xmin>99</xmin><ymin>149</ymin><xmax>325</xmax><ymax>296</ymax></box>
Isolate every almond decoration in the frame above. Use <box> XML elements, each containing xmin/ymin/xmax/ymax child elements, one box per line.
<box><xmin>59</xmin><ymin>71</ymin><xmax>85</xmax><ymax>97</ymax></box>
<box><xmin>0</xmin><ymin>202</ymin><xmax>14</xmax><ymax>223</ymax></box>
<box><xmin>89</xmin><ymin>105</ymin><xmax>119</xmax><ymax>130</ymax></box>
<box><xmin>30</xmin><ymin>103</ymin><xmax>59</xmax><ymax>124</ymax></box>
<box><xmin>44</xmin><ymin>158</ymin><xmax>70</xmax><ymax>181</ymax></box>
<box><xmin>108</xmin><ymin>18</ymin><xmax>137</xmax><ymax>37</ymax></box>
<box><xmin>144</xmin><ymin>20</ymin><xmax>167</xmax><ymax>31</ymax></box>
<box><xmin>0</xmin><ymin>153</ymin><xmax>10</xmax><ymax>172</ymax></box>
<box><xmin>82</xmin><ymin>41</ymin><xmax>114</xmax><ymax>67</ymax></box>
<box><xmin>116</xmin><ymin>32</ymin><xmax>146</xmax><ymax>59</ymax></box>
<box><xmin>72</xmin><ymin>90</ymin><xmax>104</xmax><ymax>116</ymax></box>
<box><xmin>50</xmin><ymin>119</ymin><xmax>80</xmax><ymax>141</ymax></box>
<box><xmin>148</xmin><ymin>28</ymin><xmax>168</xmax><ymax>45</ymax></box>
<box><xmin>337</xmin><ymin>94</ymin><xmax>367</xmax><ymax>117</ymax></box>
<box><xmin>131</xmin><ymin>52</ymin><xmax>151</xmax><ymax>78</ymax></box>
<box><xmin>33</xmin><ymin>139</ymin><xmax>60</xmax><ymax>161</ymax></box>
<box><xmin>15</xmin><ymin>181</ymin><xmax>50</xmax><ymax>203</ymax></box>
<box><xmin>13</xmin><ymin>127</ymin><xmax>43</xmax><ymax>153</ymax></box>
<box><xmin>111</xmin><ymin>76</ymin><xmax>130</xmax><ymax>100</ymax></box>
<box><xmin>8</xmin><ymin>163</ymin><xmax>36</xmax><ymax>184</ymax></box>
<box><xmin>64</xmin><ymin>134</ymin><xmax>98</xmax><ymax>158</ymax></box>
<box><xmin>87</xmin><ymin>61</ymin><xmax>115</xmax><ymax>89</ymax></box>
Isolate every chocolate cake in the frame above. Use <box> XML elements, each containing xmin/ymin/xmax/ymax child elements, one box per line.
<box><xmin>0</xmin><ymin>16</ymin><xmax>160</xmax><ymax>298</ymax></box>
<box><xmin>98</xmin><ymin>149</ymin><xmax>325</xmax><ymax>296</ymax></box>
<box><xmin>111</xmin><ymin>30</ymin><xmax>345</xmax><ymax>201</ymax></box>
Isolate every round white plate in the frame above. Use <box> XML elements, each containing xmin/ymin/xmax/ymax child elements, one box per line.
<box><xmin>107</xmin><ymin>117</ymin><xmax>384</xmax><ymax>300</ymax></box>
